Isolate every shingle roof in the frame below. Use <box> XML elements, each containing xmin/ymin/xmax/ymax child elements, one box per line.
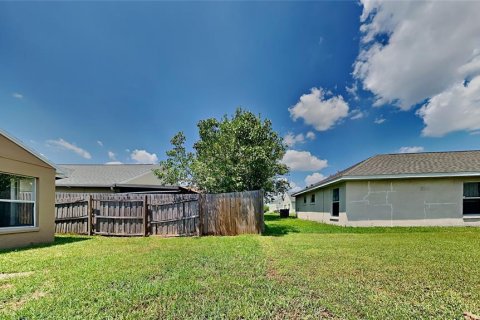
<box><xmin>56</xmin><ymin>164</ymin><xmax>162</xmax><ymax>187</ymax></box>
<box><xmin>293</xmin><ymin>150</ymin><xmax>480</xmax><ymax>196</ymax></box>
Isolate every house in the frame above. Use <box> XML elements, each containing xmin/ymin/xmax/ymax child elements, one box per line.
<box><xmin>293</xmin><ymin>151</ymin><xmax>480</xmax><ymax>227</ymax></box>
<box><xmin>0</xmin><ymin>130</ymin><xmax>57</xmax><ymax>249</ymax></box>
<box><xmin>56</xmin><ymin>164</ymin><xmax>191</xmax><ymax>194</ymax></box>
<box><xmin>266</xmin><ymin>193</ymin><xmax>296</xmax><ymax>212</ymax></box>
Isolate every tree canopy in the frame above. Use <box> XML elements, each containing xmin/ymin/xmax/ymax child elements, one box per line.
<box><xmin>154</xmin><ymin>109</ymin><xmax>289</xmax><ymax>197</ymax></box>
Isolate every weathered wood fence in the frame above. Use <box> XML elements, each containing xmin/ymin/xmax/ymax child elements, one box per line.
<box><xmin>55</xmin><ymin>190</ymin><xmax>264</xmax><ymax>237</ymax></box>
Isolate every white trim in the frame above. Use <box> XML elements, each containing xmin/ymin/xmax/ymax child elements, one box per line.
<box><xmin>293</xmin><ymin>172</ymin><xmax>480</xmax><ymax>197</ymax></box>
<box><xmin>0</xmin><ymin>226</ymin><xmax>39</xmax><ymax>235</ymax></box>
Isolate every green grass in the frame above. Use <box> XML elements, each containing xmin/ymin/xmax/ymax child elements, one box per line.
<box><xmin>1</xmin><ymin>214</ymin><xmax>480</xmax><ymax>319</ymax></box>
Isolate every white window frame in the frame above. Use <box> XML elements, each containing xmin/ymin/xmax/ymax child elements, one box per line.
<box><xmin>0</xmin><ymin>172</ymin><xmax>37</xmax><ymax>233</ymax></box>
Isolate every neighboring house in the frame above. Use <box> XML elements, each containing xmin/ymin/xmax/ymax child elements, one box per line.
<box><xmin>293</xmin><ymin>151</ymin><xmax>480</xmax><ymax>227</ymax></box>
<box><xmin>56</xmin><ymin>164</ymin><xmax>191</xmax><ymax>193</ymax></box>
<box><xmin>0</xmin><ymin>130</ymin><xmax>57</xmax><ymax>249</ymax></box>
<box><xmin>266</xmin><ymin>193</ymin><xmax>295</xmax><ymax>212</ymax></box>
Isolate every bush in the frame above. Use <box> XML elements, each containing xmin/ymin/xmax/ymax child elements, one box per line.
<box><xmin>263</xmin><ymin>205</ymin><xmax>269</xmax><ymax>213</ymax></box>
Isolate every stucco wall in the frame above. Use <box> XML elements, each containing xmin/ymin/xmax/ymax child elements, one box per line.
<box><xmin>346</xmin><ymin>178</ymin><xmax>475</xmax><ymax>226</ymax></box>
<box><xmin>0</xmin><ymin>135</ymin><xmax>56</xmax><ymax>249</ymax></box>
<box><xmin>295</xmin><ymin>183</ymin><xmax>346</xmax><ymax>224</ymax></box>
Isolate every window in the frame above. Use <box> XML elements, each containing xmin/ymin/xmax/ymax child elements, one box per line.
<box><xmin>310</xmin><ymin>194</ymin><xmax>315</xmax><ymax>203</ymax></box>
<box><xmin>332</xmin><ymin>188</ymin><xmax>340</xmax><ymax>217</ymax></box>
<box><xmin>0</xmin><ymin>173</ymin><xmax>36</xmax><ymax>228</ymax></box>
<box><xmin>304</xmin><ymin>196</ymin><xmax>307</xmax><ymax>204</ymax></box>
<box><xmin>463</xmin><ymin>182</ymin><xmax>480</xmax><ymax>215</ymax></box>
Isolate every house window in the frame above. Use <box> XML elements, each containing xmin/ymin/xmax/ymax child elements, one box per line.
<box><xmin>332</xmin><ymin>188</ymin><xmax>340</xmax><ymax>217</ymax></box>
<box><xmin>463</xmin><ymin>182</ymin><xmax>480</xmax><ymax>215</ymax></box>
<box><xmin>303</xmin><ymin>196</ymin><xmax>307</xmax><ymax>204</ymax></box>
<box><xmin>310</xmin><ymin>194</ymin><xmax>315</xmax><ymax>203</ymax></box>
<box><xmin>0</xmin><ymin>172</ymin><xmax>36</xmax><ymax>228</ymax></box>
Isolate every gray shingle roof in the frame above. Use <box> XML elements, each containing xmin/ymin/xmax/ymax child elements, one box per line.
<box><xmin>294</xmin><ymin>150</ymin><xmax>480</xmax><ymax>196</ymax></box>
<box><xmin>56</xmin><ymin>164</ymin><xmax>161</xmax><ymax>187</ymax></box>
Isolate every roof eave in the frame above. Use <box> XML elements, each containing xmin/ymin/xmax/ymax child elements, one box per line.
<box><xmin>292</xmin><ymin>171</ymin><xmax>480</xmax><ymax>197</ymax></box>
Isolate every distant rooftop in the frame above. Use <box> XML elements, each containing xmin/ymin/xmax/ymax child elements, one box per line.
<box><xmin>293</xmin><ymin>150</ymin><xmax>480</xmax><ymax>196</ymax></box>
<box><xmin>56</xmin><ymin>164</ymin><xmax>162</xmax><ymax>187</ymax></box>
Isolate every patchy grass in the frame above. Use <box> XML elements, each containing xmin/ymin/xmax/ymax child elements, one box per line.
<box><xmin>1</xmin><ymin>214</ymin><xmax>480</xmax><ymax>319</ymax></box>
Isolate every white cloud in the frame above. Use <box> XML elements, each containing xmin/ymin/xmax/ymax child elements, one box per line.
<box><xmin>417</xmin><ymin>77</ymin><xmax>480</xmax><ymax>137</ymax></box>
<box><xmin>281</xmin><ymin>150</ymin><xmax>328</xmax><ymax>171</ymax></box>
<box><xmin>374</xmin><ymin>116</ymin><xmax>385</xmax><ymax>124</ymax></box>
<box><xmin>130</xmin><ymin>149</ymin><xmax>158</xmax><ymax>164</ymax></box>
<box><xmin>346</xmin><ymin>83</ymin><xmax>359</xmax><ymax>101</ymax></box>
<box><xmin>288</xmin><ymin>181</ymin><xmax>303</xmax><ymax>194</ymax></box>
<box><xmin>350</xmin><ymin>109</ymin><xmax>365</xmax><ymax>120</ymax></box>
<box><xmin>283</xmin><ymin>131</ymin><xmax>316</xmax><ymax>148</ymax></box>
<box><xmin>97</xmin><ymin>140</ymin><xmax>103</xmax><ymax>147</ymax></box>
<box><xmin>46</xmin><ymin>138</ymin><xmax>91</xmax><ymax>159</ymax></box>
<box><xmin>354</xmin><ymin>1</ymin><xmax>480</xmax><ymax>112</ymax></box>
<box><xmin>305</xmin><ymin>172</ymin><xmax>326</xmax><ymax>186</ymax></box>
<box><xmin>398</xmin><ymin>146</ymin><xmax>424</xmax><ymax>154</ymax></box>
<box><xmin>283</xmin><ymin>133</ymin><xmax>305</xmax><ymax>148</ymax></box>
<box><xmin>12</xmin><ymin>92</ymin><xmax>23</xmax><ymax>99</ymax></box>
<box><xmin>108</xmin><ymin>151</ymin><xmax>116</xmax><ymax>161</ymax></box>
<box><xmin>289</xmin><ymin>87</ymin><xmax>349</xmax><ymax>131</ymax></box>
<box><xmin>106</xmin><ymin>161</ymin><xmax>123</xmax><ymax>165</ymax></box>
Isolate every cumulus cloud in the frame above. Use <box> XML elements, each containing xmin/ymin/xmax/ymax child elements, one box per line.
<box><xmin>398</xmin><ymin>146</ymin><xmax>424</xmax><ymax>154</ymax></box>
<box><xmin>108</xmin><ymin>151</ymin><xmax>116</xmax><ymax>161</ymax></box>
<box><xmin>130</xmin><ymin>149</ymin><xmax>158</xmax><ymax>164</ymax></box>
<box><xmin>106</xmin><ymin>161</ymin><xmax>123</xmax><ymax>165</ymax></box>
<box><xmin>281</xmin><ymin>150</ymin><xmax>328</xmax><ymax>171</ymax></box>
<box><xmin>305</xmin><ymin>172</ymin><xmax>326</xmax><ymax>186</ymax></box>
<box><xmin>306</xmin><ymin>131</ymin><xmax>315</xmax><ymax>140</ymax></box>
<box><xmin>354</xmin><ymin>1</ymin><xmax>480</xmax><ymax>136</ymax></box>
<box><xmin>374</xmin><ymin>116</ymin><xmax>385</xmax><ymax>124</ymax></box>
<box><xmin>288</xmin><ymin>181</ymin><xmax>303</xmax><ymax>194</ymax></box>
<box><xmin>12</xmin><ymin>92</ymin><xmax>23</xmax><ymax>99</ymax></box>
<box><xmin>289</xmin><ymin>87</ymin><xmax>349</xmax><ymax>131</ymax></box>
<box><xmin>350</xmin><ymin>109</ymin><xmax>365</xmax><ymax>120</ymax></box>
<box><xmin>417</xmin><ymin>77</ymin><xmax>480</xmax><ymax>136</ymax></box>
<box><xmin>283</xmin><ymin>131</ymin><xmax>316</xmax><ymax>147</ymax></box>
<box><xmin>46</xmin><ymin>138</ymin><xmax>91</xmax><ymax>159</ymax></box>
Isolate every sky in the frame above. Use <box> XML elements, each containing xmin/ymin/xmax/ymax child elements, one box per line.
<box><xmin>1</xmin><ymin>1</ymin><xmax>480</xmax><ymax>193</ymax></box>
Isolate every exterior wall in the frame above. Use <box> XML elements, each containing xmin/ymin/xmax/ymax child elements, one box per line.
<box><xmin>296</xmin><ymin>183</ymin><xmax>347</xmax><ymax>224</ymax></box>
<box><xmin>0</xmin><ymin>135</ymin><xmax>56</xmax><ymax>249</ymax></box>
<box><xmin>346</xmin><ymin>178</ymin><xmax>478</xmax><ymax>226</ymax></box>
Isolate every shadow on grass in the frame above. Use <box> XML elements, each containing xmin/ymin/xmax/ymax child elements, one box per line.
<box><xmin>0</xmin><ymin>235</ymin><xmax>91</xmax><ymax>254</ymax></box>
<box><xmin>263</xmin><ymin>223</ymin><xmax>299</xmax><ymax>236</ymax></box>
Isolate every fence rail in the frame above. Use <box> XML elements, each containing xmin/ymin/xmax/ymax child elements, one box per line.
<box><xmin>55</xmin><ymin>190</ymin><xmax>263</xmax><ymax>237</ymax></box>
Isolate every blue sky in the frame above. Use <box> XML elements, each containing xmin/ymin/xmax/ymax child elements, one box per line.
<box><xmin>1</xmin><ymin>1</ymin><xmax>480</xmax><ymax>191</ymax></box>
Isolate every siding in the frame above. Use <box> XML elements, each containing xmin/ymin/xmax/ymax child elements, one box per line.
<box><xmin>295</xmin><ymin>183</ymin><xmax>346</xmax><ymax>223</ymax></box>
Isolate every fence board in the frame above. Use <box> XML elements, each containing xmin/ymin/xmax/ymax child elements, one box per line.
<box><xmin>55</xmin><ymin>190</ymin><xmax>263</xmax><ymax>237</ymax></box>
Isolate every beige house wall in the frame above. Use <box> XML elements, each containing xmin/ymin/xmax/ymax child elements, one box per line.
<box><xmin>295</xmin><ymin>177</ymin><xmax>480</xmax><ymax>227</ymax></box>
<box><xmin>0</xmin><ymin>135</ymin><xmax>56</xmax><ymax>249</ymax></box>
<box><xmin>296</xmin><ymin>182</ymin><xmax>347</xmax><ymax>224</ymax></box>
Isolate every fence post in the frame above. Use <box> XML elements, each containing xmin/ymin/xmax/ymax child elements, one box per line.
<box><xmin>143</xmin><ymin>195</ymin><xmax>149</xmax><ymax>237</ymax></box>
<box><xmin>87</xmin><ymin>195</ymin><xmax>93</xmax><ymax>236</ymax></box>
<box><xmin>197</xmin><ymin>194</ymin><xmax>204</xmax><ymax>236</ymax></box>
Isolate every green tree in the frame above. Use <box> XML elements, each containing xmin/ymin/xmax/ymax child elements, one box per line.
<box><xmin>155</xmin><ymin>108</ymin><xmax>289</xmax><ymax>197</ymax></box>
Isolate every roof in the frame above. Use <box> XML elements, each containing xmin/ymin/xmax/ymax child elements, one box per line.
<box><xmin>293</xmin><ymin>150</ymin><xmax>480</xmax><ymax>196</ymax></box>
<box><xmin>56</xmin><ymin>164</ymin><xmax>163</xmax><ymax>187</ymax></box>
<box><xmin>0</xmin><ymin>129</ymin><xmax>58</xmax><ymax>171</ymax></box>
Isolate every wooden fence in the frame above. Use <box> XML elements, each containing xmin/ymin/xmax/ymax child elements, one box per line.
<box><xmin>55</xmin><ymin>190</ymin><xmax>263</xmax><ymax>237</ymax></box>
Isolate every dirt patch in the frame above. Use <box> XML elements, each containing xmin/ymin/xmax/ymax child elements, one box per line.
<box><xmin>4</xmin><ymin>290</ymin><xmax>47</xmax><ymax>311</ymax></box>
<box><xmin>0</xmin><ymin>271</ymin><xmax>34</xmax><ymax>280</ymax></box>
<box><xmin>0</xmin><ymin>283</ymin><xmax>14</xmax><ymax>290</ymax></box>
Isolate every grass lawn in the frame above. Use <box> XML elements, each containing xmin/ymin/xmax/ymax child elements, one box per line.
<box><xmin>1</xmin><ymin>214</ymin><xmax>480</xmax><ymax>319</ymax></box>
